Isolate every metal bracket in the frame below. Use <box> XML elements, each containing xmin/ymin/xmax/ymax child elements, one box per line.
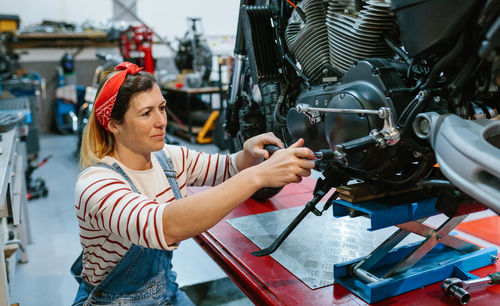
<box><xmin>350</xmin><ymin>214</ymin><xmax>479</xmax><ymax>282</ymax></box>
<box><xmin>301</xmin><ymin>108</ymin><xmax>322</xmax><ymax>124</ymax></box>
<box><xmin>296</xmin><ymin>104</ymin><xmax>400</xmax><ymax>157</ymax></box>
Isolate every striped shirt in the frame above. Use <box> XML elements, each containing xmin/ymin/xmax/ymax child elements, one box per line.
<box><xmin>75</xmin><ymin>144</ymin><xmax>238</xmax><ymax>285</ymax></box>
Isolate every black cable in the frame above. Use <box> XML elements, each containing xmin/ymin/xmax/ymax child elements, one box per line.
<box><xmin>401</xmin><ymin>93</ymin><xmax>431</xmax><ymax>136</ymax></box>
<box><xmin>396</xmin><ymin>94</ymin><xmax>420</xmax><ymax>127</ymax></box>
<box><xmin>272</xmin><ymin>83</ymin><xmax>289</xmax><ymax>124</ymax></box>
<box><xmin>406</xmin><ymin>58</ymin><xmax>414</xmax><ymax>80</ymax></box>
<box><xmin>418</xmin><ymin>179</ymin><xmax>454</xmax><ymax>188</ymax></box>
<box><xmin>397</xmin><ymin>34</ymin><xmax>466</xmax><ymax>129</ymax></box>
<box><xmin>384</xmin><ymin>37</ymin><xmax>410</xmax><ymax>65</ymax></box>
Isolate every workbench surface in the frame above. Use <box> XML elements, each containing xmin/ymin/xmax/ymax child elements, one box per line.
<box><xmin>192</xmin><ymin>178</ymin><xmax>500</xmax><ymax>305</ymax></box>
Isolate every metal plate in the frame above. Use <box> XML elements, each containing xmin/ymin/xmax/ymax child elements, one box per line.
<box><xmin>227</xmin><ymin>206</ymin><xmax>423</xmax><ymax>289</ymax></box>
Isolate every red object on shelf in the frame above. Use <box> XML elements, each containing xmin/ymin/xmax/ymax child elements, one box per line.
<box><xmin>119</xmin><ymin>25</ymin><xmax>155</xmax><ymax>74</ymax></box>
<box><xmin>190</xmin><ymin>177</ymin><xmax>500</xmax><ymax>305</ymax></box>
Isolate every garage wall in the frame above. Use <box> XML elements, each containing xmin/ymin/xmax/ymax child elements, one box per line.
<box><xmin>1</xmin><ymin>0</ymin><xmax>239</xmax><ymax>132</ymax></box>
<box><xmin>0</xmin><ymin>0</ymin><xmax>112</xmax><ymax>28</ymax></box>
<box><xmin>137</xmin><ymin>0</ymin><xmax>239</xmax><ymax>37</ymax></box>
<box><xmin>0</xmin><ymin>0</ymin><xmax>239</xmax><ymax>38</ymax></box>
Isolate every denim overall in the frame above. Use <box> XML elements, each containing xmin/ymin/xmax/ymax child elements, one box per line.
<box><xmin>71</xmin><ymin>151</ymin><xmax>194</xmax><ymax>305</ymax></box>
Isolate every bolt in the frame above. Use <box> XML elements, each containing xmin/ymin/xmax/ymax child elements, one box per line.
<box><xmin>419</xmin><ymin>118</ymin><xmax>431</xmax><ymax>136</ymax></box>
<box><xmin>340</xmin><ymin>93</ymin><xmax>345</xmax><ymax>99</ymax></box>
<box><xmin>322</xmin><ymin>68</ymin><xmax>329</xmax><ymax>75</ymax></box>
<box><xmin>315</xmin><ymin>100</ymin><xmax>319</xmax><ymax>106</ymax></box>
<box><xmin>378</xmin><ymin>108</ymin><xmax>390</xmax><ymax>119</ymax></box>
<box><xmin>413</xmin><ymin>151</ymin><xmax>422</xmax><ymax>158</ymax></box>
<box><xmin>492</xmin><ymin>255</ymin><xmax>498</xmax><ymax>263</ymax></box>
<box><xmin>418</xmin><ymin>91</ymin><xmax>426</xmax><ymax>99</ymax></box>
<box><xmin>372</xmin><ymin>68</ymin><xmax>379</xmax><ymax>75</ymax></box>
<box><xmin>434</xmin><ymin>96</ymin><xmax>441</xmax><ymax>102</ymax></box>
<box><xmin>436</xmin><ymin>234</ymin><xmax>442</xmax><ymax>240</ymax></box>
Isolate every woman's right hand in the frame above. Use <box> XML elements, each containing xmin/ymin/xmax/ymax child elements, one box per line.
<box><xmin>251</xmin><ymin>138</ymin><xmax>315</xmax><ymax>188</ymax></box>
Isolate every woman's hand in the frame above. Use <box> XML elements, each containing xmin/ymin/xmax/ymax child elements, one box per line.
<box><xmin>162</xmin><ymin>137</ymin><xmax>314</xmax><ymax>244</ymax></box>
<box><xmin>236</xmin><ymin>132</ymin><xmax>285</xmax><ymax>171</ymax></box>
<box><xmin>244</xmin><ymin>132</ymin><xmax>285</xmax><ymax>159</ymax></box>
<box><xmin>250</xmin><ymin>138</ymin><xmax>315</xmax><ymax>188</ymax></box>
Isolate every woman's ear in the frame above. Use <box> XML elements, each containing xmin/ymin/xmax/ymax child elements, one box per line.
<box><xmin>107</xmin><ymin>119</ymin><xmax>120</xmax><ymax>134</ymax></box>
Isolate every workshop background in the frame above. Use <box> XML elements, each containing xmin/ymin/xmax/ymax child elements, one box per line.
<box><xmin>0</xmin><ymin>0</ymin><xmax>252</xmax><ymax>305</ymax></box>
<box><xmin>0</xmin><ymin>0</ymin><xmax>499</xmax><ymax>305</ymax></box>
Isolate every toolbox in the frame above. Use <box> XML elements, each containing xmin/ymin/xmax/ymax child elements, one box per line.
<box><xmin>0</xmin><ymin>15</ymin><xmax>20</xmax><ymax>33</ymax></box>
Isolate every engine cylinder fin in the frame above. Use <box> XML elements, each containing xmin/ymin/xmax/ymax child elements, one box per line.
<box><xmin>285</xmin><ymin>0</ymin><xmax>331</xmax><ymax>80</ymax></box>
<box><xmin>327</xmin><ymin>0</ymin><xmax>397</xmax><ymax>73</ymax></box>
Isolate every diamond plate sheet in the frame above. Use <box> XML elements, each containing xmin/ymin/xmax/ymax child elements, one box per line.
<box><xmin>227</xmin><ymin>206</ymin><xmax>423</xmax><ymax>289</ymax></box>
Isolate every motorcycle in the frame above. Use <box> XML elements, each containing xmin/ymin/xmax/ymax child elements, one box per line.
<box><xmin>225</xmin><ymin>0</ymin><xmax>500</xmax><ymax>254</ymax></box>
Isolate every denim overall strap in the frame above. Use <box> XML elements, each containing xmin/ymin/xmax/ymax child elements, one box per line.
<box><xmin>71</xmin><ymin>162</ymin><xmax>143</xmax><ymax>304</ymax></box>
<box><xmin>72</xmin><ymin>159</ymin><xmax>193</xmax><ymax>305</ymax></box>
<box><xmin>154</xmin><ymin>149</ymin><xmax>183</xmax><ymax>200</ymax></box>
<box><xmin>96</xmin><ymin>162</ymin><xmax>140</xmax><ymax>193</ymax></box>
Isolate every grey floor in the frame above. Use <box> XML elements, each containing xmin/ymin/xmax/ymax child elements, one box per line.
<box><xmin>10</xmin><ymin>132</ymin><xmax>253</xmax><ymax>306</ymax></box>
<box><xmin>8</xmin><ymin>132</ymin><xmax>498</xmax><ymax>305</ymax></box>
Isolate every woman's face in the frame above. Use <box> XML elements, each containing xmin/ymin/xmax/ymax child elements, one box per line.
<box><xmin>112</xmin><ymin>84</ymin><xmax>167</xmax><ymax>156</ymax></box>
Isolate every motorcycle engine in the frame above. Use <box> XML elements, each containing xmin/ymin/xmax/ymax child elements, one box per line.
<box><xmin>287</xmin><ymin>58</ymin><xmax>432</xmax><ymax>185</ymax></box>
<box><xmin>284</xmin><ymin>0</ymin><xmax>434</xmax><ymax>185</ymax></box>
<box><xmin>285</xmin><ymin>0</ymin><xmax>396</xmax><ymax>79</ymax></box>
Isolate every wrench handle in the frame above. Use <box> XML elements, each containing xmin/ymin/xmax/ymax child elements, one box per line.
<box><xmin>488</xmin><ymin>271</ymin><xmax>500</xmax><ymax>284</ymax></box>
<box><xmin>263</xmin><ymin>144</ymin><xmax>281</xmax><ymax>156</ymax></box>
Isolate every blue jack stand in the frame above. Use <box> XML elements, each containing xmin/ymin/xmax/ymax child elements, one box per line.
<box><xmin>332</xmin><ymin>197</ymin><xmax>498</xmax><ymax>304</ymax></box>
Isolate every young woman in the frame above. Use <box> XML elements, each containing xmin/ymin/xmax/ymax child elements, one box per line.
<box><xmin>71</xmin><ymin>62</ymin><xmax>315</xmax><ymax>305</ymax></box>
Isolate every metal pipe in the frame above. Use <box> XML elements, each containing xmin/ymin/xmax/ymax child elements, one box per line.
<box><xmin>465</xmin><ymin>277</ymin><xmax>494</xmax><ymax>287</ymax></box>
<box><xmin>296</xmin><ymin>104</ymin><xmax>381</xmax><ymax>116</ymax></box>
<box><xmin>351</xmin><ymin>267</ymin><xmax>380</xmax><ymax>283</ymax></box>
<box><xmin>228</xmin><ymin>54</ymin><xmax>246</xmax><ymax>106</ymax></box>
<box><xmin>234</xmin><ymin>0</ymin><xmax>251</xmax><ymax>55</ymax></box>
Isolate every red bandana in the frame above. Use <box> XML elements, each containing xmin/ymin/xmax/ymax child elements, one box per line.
<box><xmin>94</xmin><ymin>62</ymin><xmax>143</xmax><ymax>131</ymax></box>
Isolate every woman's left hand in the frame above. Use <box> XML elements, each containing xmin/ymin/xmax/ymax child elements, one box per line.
<box><xmin>243</xmin><ymin>132</ymin><xmax>285</xmax><ymax>161</ymax></box>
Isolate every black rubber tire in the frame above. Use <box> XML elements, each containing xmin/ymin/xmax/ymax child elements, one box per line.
<box><xmin>214</xmin><ymin>110</ymin><xmax>230</xmax><ymax>150</ymax></box>
<box><xmin>228</xmin><ymin>101</ymin><xmax>283</xmax><ymax>203</ymax></box>
<box><xmin>250</xmin><ymin>82</ymin><xmax>284</xmax><ymax>202</ymax></box>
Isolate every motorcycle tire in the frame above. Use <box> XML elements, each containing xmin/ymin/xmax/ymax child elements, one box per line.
<box><xmin>229</xmin><ymin>82</ymin><xmax>284</xmax><ymax>203</ymax></box>
<box><xmin>214</xmin><ymin>109</ymin><xmax>230</xmax><ymax>150</ymax></box>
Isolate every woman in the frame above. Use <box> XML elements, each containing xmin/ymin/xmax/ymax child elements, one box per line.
<box><xmin>71</xmin><ymin>62</ymin><xmax>315</xmax><ymax>305</ymax></box>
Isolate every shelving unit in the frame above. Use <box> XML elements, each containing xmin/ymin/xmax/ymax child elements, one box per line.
<box><xmin>0</xmin><ymin>128</ymin><xmax>30</xmax><ymax>305</ymax></box>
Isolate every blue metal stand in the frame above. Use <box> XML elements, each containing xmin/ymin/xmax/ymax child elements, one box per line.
<box><xmin>332</xmin><ymin>198</ymin><xmax>498</xmax><ymax>304</ymax></box>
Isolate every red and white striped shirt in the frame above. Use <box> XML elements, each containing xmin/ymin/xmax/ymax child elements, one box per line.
<box><xmin>75</xmin><ymin>144</ymin><xmax>238</xmax><ymax>285</ymax></box>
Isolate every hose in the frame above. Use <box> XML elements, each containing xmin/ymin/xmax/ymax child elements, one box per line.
<box><xmin>384</xmin><ymin>37</ymin><xmax>411</xmax><ymax>65</ymax></box>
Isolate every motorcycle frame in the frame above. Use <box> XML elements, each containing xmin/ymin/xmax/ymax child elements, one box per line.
<box><xmin>227</xmin><ymin>0</ymin><xmax>500</xmax><ymax>214</ymax></box>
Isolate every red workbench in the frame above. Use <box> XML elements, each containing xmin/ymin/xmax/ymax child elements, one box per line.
<box><xmin>191</xmin><ymin>178</ymin><xmax>500</xmax><ymax>305</ymax></box>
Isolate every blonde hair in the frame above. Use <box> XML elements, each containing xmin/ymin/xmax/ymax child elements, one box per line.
<box><xmin>78</xmin><ymin>69</ymin><xmax>156</xmax><ymax>169</ymax></box>
<box><xmin>79</xmin><ymin>110</ymin><xmax>115</xmax><ymax>169</ymax></box>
